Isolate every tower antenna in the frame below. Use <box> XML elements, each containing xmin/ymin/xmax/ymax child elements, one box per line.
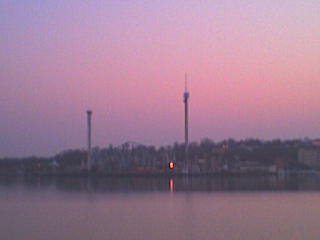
<box><xmin>185</xmin><ymin>73</ymin><xmax>188</xmax><ymax>92</ymax></box>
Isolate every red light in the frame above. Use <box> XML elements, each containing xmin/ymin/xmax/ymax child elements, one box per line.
<box><xmin>169</xmin><ymin>161</ymin><xmax>175</xmax><ymax>169</ymax></box>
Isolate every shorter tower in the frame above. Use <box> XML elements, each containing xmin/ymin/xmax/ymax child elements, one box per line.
<box><xmin>86</xmin><ymin>110</ymin><xmax>92</xmax><ymax>171</ymax></box>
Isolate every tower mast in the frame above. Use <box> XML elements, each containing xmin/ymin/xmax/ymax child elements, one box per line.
<box><xmin>183</xmin><ymin>74</ymin><xmax>190</xmax><ymax>175</ymax></box>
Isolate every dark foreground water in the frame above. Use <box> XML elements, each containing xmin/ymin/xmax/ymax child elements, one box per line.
<box><xmin>1</xmin><ymin>175</ymin><xmax>320</xmax><ymax>240</ymax></box>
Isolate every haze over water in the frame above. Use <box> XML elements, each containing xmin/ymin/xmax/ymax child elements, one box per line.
<box><xmin>1</xmin><ymin>176</ymin><xmax>320</xmax><ymax>240</ymax></box>
<box><xmin>1</xmin><ymin>1</ymin><xmax>320</xmax><ymax>157</ymax></box>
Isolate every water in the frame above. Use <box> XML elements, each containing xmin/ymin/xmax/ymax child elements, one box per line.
<box><xmin>1</xmin><ymin>175</ymin><xmax>320</xmax><ymax>240</ymax></box>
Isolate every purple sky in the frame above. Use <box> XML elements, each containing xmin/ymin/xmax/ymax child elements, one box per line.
<box><xmin>1</xmin><ymin>1</ymin><xmax>320</xmax><ymax>157</ymax></box>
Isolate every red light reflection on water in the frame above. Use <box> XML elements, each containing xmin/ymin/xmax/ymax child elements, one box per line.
<box><xmin>169</xmin><ymin>178</ymin><xmax>175</xmax><ymax>192</ymax></box>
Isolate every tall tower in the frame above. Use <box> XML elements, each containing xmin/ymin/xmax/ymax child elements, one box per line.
<box><xmin>183</xmin><ymin>74</ymin><xmax>190</xmax><ymax>175</ymax></box>
<box><xmin>86</xmin><ymin>110</ymin><xmax>92</xmax><ymax>171</ymax></box>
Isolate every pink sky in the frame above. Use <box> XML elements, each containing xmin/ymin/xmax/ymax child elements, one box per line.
<box><xmin>1</xmin><ymin>1</ymin><xmax>319</xmax><ymax>157</ymax></box>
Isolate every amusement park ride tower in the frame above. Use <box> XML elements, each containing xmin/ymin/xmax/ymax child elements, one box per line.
<box><xmin>86</xmin><ymin>110</ymin><xmax>92</xmax><ymax>171</ymax></box>
<box><xmin>183</xmin><ymin>74</ymin><xmax>190</xmax><ymax>175</ymax></box>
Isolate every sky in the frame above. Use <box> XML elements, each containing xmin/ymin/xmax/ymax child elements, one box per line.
<box><xmin>1</xmin><ymin>0</ymin><xmax>320</xmax><ymax>157</ymax></box>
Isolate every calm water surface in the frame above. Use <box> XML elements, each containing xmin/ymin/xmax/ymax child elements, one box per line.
<box><xmin>1</xmin><ymin>176</ymin><xmax>320</xmax><ymax>240</ymax></box>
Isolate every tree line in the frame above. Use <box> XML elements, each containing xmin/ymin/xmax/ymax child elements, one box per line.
<box><xmin>0</xmin><ymin>138</ymin><xmax>316</xmax><ymax>175</ymax></box>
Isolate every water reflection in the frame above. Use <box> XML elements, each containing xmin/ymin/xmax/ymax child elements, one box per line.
<box><xmin>169</xmin><ymin>178</ymin><xmax>175</xmax><ymax>192</ymax></box>
<box><xmin>1</xmin><ymin>175</ymin><xmax>320</xmax><ymax>193</ymax></box>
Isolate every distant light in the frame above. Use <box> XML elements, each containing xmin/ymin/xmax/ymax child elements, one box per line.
<box><xmin>169</xmin><ymin>161</ymin><xmax>175</xmax><ymax>170</ymax></box>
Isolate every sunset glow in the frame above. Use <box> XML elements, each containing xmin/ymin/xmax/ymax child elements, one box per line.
<box><xmin>1</xmin><ymin>1</ymin><xmax>319</xmax><ymax>157</ymax></box>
